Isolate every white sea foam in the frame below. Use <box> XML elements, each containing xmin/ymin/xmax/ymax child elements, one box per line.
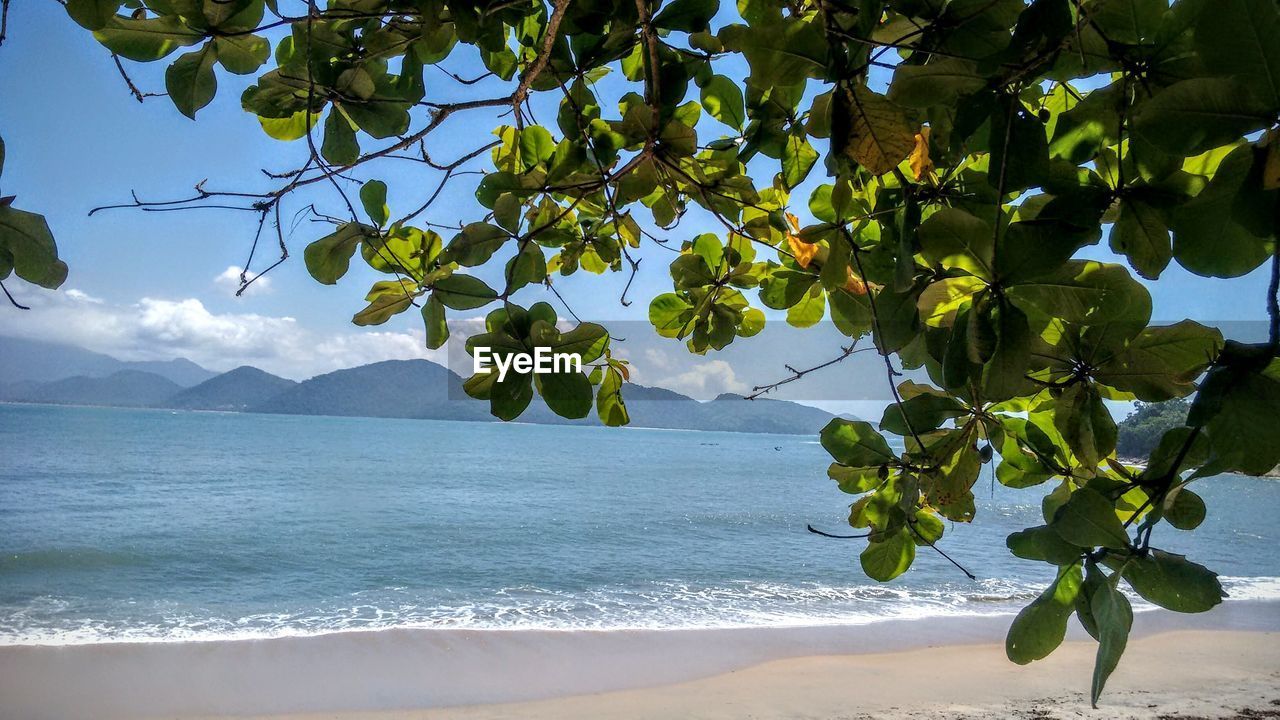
<box><xmin>4</xmin><ymin>575</ymin><xmax>1278</xmax><ymax>646</ymax></box>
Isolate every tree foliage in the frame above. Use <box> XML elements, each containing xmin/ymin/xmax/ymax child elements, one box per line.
<box><xmin>1115</xmin><ymin>398</ymin><xmax>1189</xmax><ymax>459</ymax></box>
<box><xmin>0</xmin><ymin>130</ymin><xmax>67</xmax><ymax>308</ymax></box>
<box><xmin>28</xmin><ymin>0</ymin><xmax>1280</xmax><ymax>704</ymax></box>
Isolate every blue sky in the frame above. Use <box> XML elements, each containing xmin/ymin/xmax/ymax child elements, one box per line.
<box><xmin>0</xmin><ymin>3</ymin><xmax>1273</xmax><ymax>407</ymax></box>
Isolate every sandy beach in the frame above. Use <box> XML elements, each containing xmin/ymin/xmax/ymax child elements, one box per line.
<box><xmin>339</xmin><ymin>631</ymin><xmax>1280</xmax><ymax>720</ymax></box>
<box><xmin>2</xmin><ymin>601</ymin><xmax>1277</xmax><ymax>720</ymax></box>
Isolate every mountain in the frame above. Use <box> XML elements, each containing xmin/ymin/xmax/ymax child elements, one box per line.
<box><xmin>8</xmin><ymin>370</ymin><xmax>183</xmax><ymax>408</ymax></box>
<box><xmin>168</xmin><ymin>366</ymin><xmax>297</xmax><ymax>411</ymax></box>
<box><xmin>249</xmin><ymin>359</ymin><xmax>492</xmax><ymax>422</ymax></box>
<box><xmin>1</xmin><ymin>340</ymin><xmax>843</xmax><ymax>435</ymax></box>
<box><xmin>0</xmin><ymin>336</ymin><xmax>216</xmax><ymax>387</ymax></box>
<box><xmin>698</xmin><ymin>393</ymin><xmax>840</xmax><ymax>435</ymax></box>
<box><xmin>250</xmin><ymin>361</ymin><xmax>837</xmax><ymax>434</ymax></box>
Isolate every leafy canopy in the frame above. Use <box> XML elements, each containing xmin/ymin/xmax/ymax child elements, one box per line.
<box><xmin>29</xmin><ymin>0</ymin><xmax>1280</xmax><ymax>705</ymax></box>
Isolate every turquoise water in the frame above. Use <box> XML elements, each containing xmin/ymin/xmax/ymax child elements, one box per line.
<box><xmin>1</xmin><ymin>403</ymin><xmax>1277</xmax><ymax>644</ymax></box>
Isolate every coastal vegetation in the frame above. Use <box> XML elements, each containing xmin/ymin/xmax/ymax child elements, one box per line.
<box><xmin>4</xmin><ymin>0</ymin><xmax>1280</xmax><ymax>706</ymax></box>
<box><xmin>1116</xmin><ymin>399</ymin><xmax>1189</xmax><ymax>461</ymax></box>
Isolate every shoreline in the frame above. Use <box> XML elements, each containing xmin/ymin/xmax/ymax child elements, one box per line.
<box><xmin>2</xmin><ymin>600</ymin><xmax>1276</xmax><ymax>720</ymax></box>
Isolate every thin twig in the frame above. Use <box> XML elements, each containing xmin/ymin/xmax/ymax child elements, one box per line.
<box><xmin>1269</xmin><ymin>234</ymin><xmax>1279</xmax><ymax>349</ymax></box>
<box><xmin>0</xmin><ymin>279</ymin><xmax>29</xmax><ymax>309</ymax></box>
<box><xmin>747</xmin><ymin>343</ymin><xmax>870</xmax><ymax>400</ymax></box>
<box><xmin>112</xmin><ymin>55</ymin><xmax>147</xmax><ymax>103</ymax></box>
<box><xmin>807</xmin><ymin>524</ymin><xmax>870</xmax><ymax>539</ymax></box>
<box><xmin>906</xmin><ymin>519</ymin><xmax>978</xmax><ymax>580</ymax></box>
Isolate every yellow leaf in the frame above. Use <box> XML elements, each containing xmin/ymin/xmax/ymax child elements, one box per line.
<box><xmin>909</xmin><ymin>126</ymin><xmax>934</xmax><ymax>181</ymax></box>
<box><xmin>839</xmin><ymin>84</ymin><xmax>916</xmax><ymax>176</ymax></box>
<box><xmin>785</xmin><ymin>212</ymin><xmax>819</xmax><ymax>268</ymax></box>
<box><xmin>843</xmin><ymin>268</ymin><xmax>869</xmax><ymax>295</ymax></box>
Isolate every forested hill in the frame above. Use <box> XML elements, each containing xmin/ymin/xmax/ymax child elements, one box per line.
<box><xmin>0</xmin><ymin>339</ymin><xmax>846</xmax><ymax>436</ymax></box>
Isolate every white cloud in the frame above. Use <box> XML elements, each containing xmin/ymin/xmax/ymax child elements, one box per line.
<box><xmin>661</xmin><ymin>359</ymin><xmax>749</xmax><ymax>400</ymax></box>
<box><xmin>0</xmin><ymin>289</ymin><xmax>449</xmax><ymax>380</ymax></box>
<box><xmin>643</xmin><ymin>347</ymin><xmax>673</xmax><ymax>370</ymax></box>
<box><xmin>63</xmin><ymin>289</ymin><xmax>103</xmax><ymax>304</ymax></box>
<box><xmin>214</xmin><ymin>266</ymin><xmax>273</xmax><ymax>296</ymax></box>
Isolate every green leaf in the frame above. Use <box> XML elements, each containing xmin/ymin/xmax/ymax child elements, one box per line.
<box><xmin>488</xmin><ymin>373</ymin><xmax>534</xmax><ymax>421</ymax></box>
<box><xmin>343</xmin><ymin>99</ymin><xmax>410</xmax><ymax>139</ymax></box>
<box><xmin>1094</xmin><ymin>321</ymin><xmax>1223</xmax><ymax>401</ymax></box>
<box><xmin>1195</xmin><ymin>0</ymin><xmax>1280</xmax><ymax>110</ymax></box>
<box><xmin>257</xmin><ymin>110</ymin><xmax>320</xmax><ymax>141</ymax></box>
<box><xmin>990</xmin><ymin>95</ymin><xmax>1049</xmax><ymax>192</ymax></box>
<box><xmin>860</xmin><ymin>527</ymin><xmax>916</xmax><ymax>581</ymax></box>
<box><xmin>649</xmin><ymin>293</ymin><xmax>694</xmax><ymax>337</ymax></box>
<box><xmin>506</xmin><ymin>242</ymin><xmax>547</xmax><ymax>292</ymax></box>
<box><xmin>917</xmin><ymin>207</ymin><xmax>994</xmax><ymax>280</ymax></box>
<box><xmin>1134</xmin><ymin>78</ymin><xmax>1274</xmax><ymax>156</ymax></box>
<box><xmin>1007</xmin><ymin>525</ymin><xmax>1082</xmax><ymax>565</ymax></box>
<box><xmin>517</xmin><ymin>126</ymin><xmax>556</xmax><ymax>170</ymax></box>
<box><xmin>718</xmin><ymin>20</ymin><xmax>826</xmax><ymax>88</ymax></box>
<box><xmin>303</xmin><ymin>223</ymin><xmax>367</xmax><ymax>284</ymax></box>
<box><xmin>653</xmin><ymin>0</ymin><xmax>719</xmax><ymax>32</ymax></box>
<box><xmin>422</xmin><ymin>294</ymin><xmax>449</xmax><ymax>350</ymax></box>
<box><xmin>1110</xmin><ymin>198</ymin><xmax>1170</xmax><ymax>280</ymax></box>
<box><xmin>1189</xmin><ymin>358</ymin><xmax>1280</xmax><ymax>475</ymax></box>
<box><xmin>1171</xmin><ymin>145</ymin><xmax>1273</xmax><ymax>278</ymax></box>
<box><xmin>66</xmin><ymin>0</ymin><xmax>120</xmax><ymax>30</ymax></box>
<box><xmin>880</xmin><ymin>388</ymin><xmax>967</xmax><ymax>437</ymax></box>
<box><xmin>214</xmin><ymin>34</ymin><xmax>270</xmax><ymax>74</ymax></box>
<box><xmin>0</xmin><ymin>208</ymin><xmax>68</xmax><ymax>289</ymax></box>
<box><xmin>337</xmin><ymin>68</ymin><xmax>376</xmax><ymax>102</ymax></box>
<box><xmin>1163</xmin><ymin>486</ymin><xmax>1206</xmax><ymax>530</ymax></box>
<box><xmin>1076</xmin><ymin>562</ymin><xmax>1105</xmax><ymax>641</ymax></box>
<box><xmin>93</xmin><ymin>15</ymin><xmax>203</xmax><ymax>61</ymax></box>
<box><xmin>321</xmin><ymin>108</ymin><xmax>359</xmax><ymax>166</ymax></box>
<box><xmin>536</xmin><ymin>370</ymin><xmax>593</xmax><ymax>419</ymax></box>
<box><xmin>782</xmin><ymin>134</ymin><xmax>818</xmax><ymax>189</ymax></box>
<box><xmin>871</xmin><ymin>286</ymin><xmax>921</xmax><ymax>353</ymax></box>
<box><xmin>1122</xmin><ymin>549</ymin><xmax>1224</xmax><ymax>613</ymax></box>
<box><xmin>165</xmin><ymin>43</ymin><xmax>219</xmax><ymax>120</ymax></box>
<box><xmin>352</xmin><ymin>280</ymin><xmax>415</xmax><ymax>326</ymax></box>
<box><xmin>596</xmin><ymin>366</ymin><xmax>630</xmax><ymax>426</ymax></box>
<box><xmin>821</xmin><ymin>419</ymin><xmax>896</xmax><ymax>468</ymax></box>
<box><xmin>360</xmin><ymin>180</ymin><xmax>389</xmax><ymax>227</ymax></box>
<box><xmin>363</xmin><ymin>226</ymin><xmax>440</xmax><ymax>279</ymax></box>
<box><xmin>910</xmin><ymin>509</ymin><xmax>945</xmax><ymax>546</ymax></box>
<box><xmin>700</xmin><ymin>74</ymin><xmax>746</xmax><ymax>130</ymax></box>
<box><xmin>918</xmin><ymin>276</ymin><xmax>986</xmax><ymax>328</ymax></box>
<box><xmin>433</xmin><ymin>274</ymin><xmax>498</xmax><ymax>310</ymax></box>
<box><xmin>827</xmin><ymin>464</ymin><xmax>884</xmax><ymax>494</ymax></box>
<box><xmin>544</xmin><ymin>322</ymin><xmax>609</xmax><ymax>363</ymax></box>
<box><xmin>1050</xmin><ymin>487</ymin><xmax>1129</xmax><ymax>550</ymax></box>
<box><xmin>1091</xmin><ymin>0</ymin><xmax>1166</xmax><ymax>45</ymax></box>
<box><xmin>887</xmin><ymin>59</ymin><xmax>988</xmax><ymax>108</ymax></box>
<box><xmin>1006</xmin><ymin>564</ymin><xmax>1083</xmax><ymax>664</ymax></box>
<box><xmin>1089</xmin><ymin>573</ymin><xmax>1133</xmax><ymax>707</ymax></box>
<box><xmin>785</xmin><ymin>283</ymin><xmax>825</xmax><ymax>327</ymax></box>
<box><xmin>445</xmin><ymin>223</ymin><xmax>509</xmax><ymax>267</ymax></box>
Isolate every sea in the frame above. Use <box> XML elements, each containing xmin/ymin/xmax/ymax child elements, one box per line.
<box><xmin>1</xmin><ymin>402</ymin><xmax>1277</xmax><ymax>645</ymax></box>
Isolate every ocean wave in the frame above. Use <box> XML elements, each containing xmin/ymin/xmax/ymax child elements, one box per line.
<box><xmin>3</xmin><ymin>575</ymin><xmax>1277</xmax><ymax>646</ymax></box>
